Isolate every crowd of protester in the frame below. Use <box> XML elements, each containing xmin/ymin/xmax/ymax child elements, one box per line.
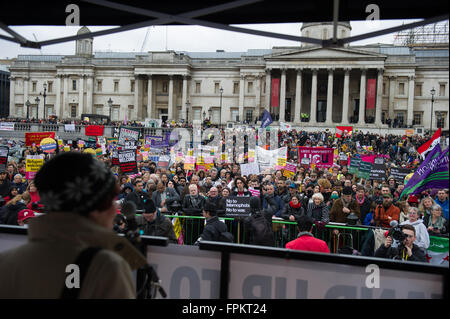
<box><xmin>0</xmin><ymin>127</ymin><xmax>448</xmax><ymax>262</ymax></box>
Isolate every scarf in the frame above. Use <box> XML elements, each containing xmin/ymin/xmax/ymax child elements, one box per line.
<box><xmin>356</xmin><ymin>195</ymin><xmax>365</xmax><ymax>205</ymax></box>
<box><xmin>290</xmin><ymin>201</ymin><xmax>301</xmax><ymax>209</ymax></box>
<box><xmin>341</xmin><ymin>197</ymin><xmax>351</xmax><ymax>208</ymax></box>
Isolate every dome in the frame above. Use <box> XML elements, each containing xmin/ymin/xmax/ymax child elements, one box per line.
<box><xmin>77</xmin><ymin>26</ymin><xmax>92</xmax><ymax>36</ymax></box>
<box><xmin>301</xmin><ymin>21</ymin><xmax>352</xmax><ymax>31</ymax></box>
<box><xmin>301</xmin><ymin>22</ymin><xmax>352</xmax><ymax>47</ymax></box>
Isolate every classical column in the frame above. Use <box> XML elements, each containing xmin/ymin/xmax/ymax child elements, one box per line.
<box><xmin>407</xmin><ymin>75</ymin><xmax>415</xmax><ymax>127</ymax></box>
<box><xmin>86</xmin><ymin>75</ymin><xmax>93</xmax><ymax>115</ymax></box>
<box><xmin>55</xmin><ymin>75</ymin><xmax>61</xmax><ymax>120</ymax></box>
<box><xmin>310</xmin><ymin>69</ymin><xmax>318</xmax><ymax>124</ymax></box>
<box><xmin>78</xmin><ymin>76</ymin><xmax>84</xmax><ymax>118</ymax></box>
<box><xmin>168</xmin><ymin>75</ymin><xmax>174</xmax><ymax>121</ymax></box>
<box><xmin>294</xmin><ymin>68</ymin><xmax>302</xmax><ymax>124</ymax></box>
<box><xmin>388</xmin><ymin>76</ymin><xmax>396</xmax><ymax>121</ymax></box>
<box><xmin>341</xmin><ymin>68</ymin><xmax>350</xmax><ymax>124</ymax></box>
<box><xmin>255</xmin><ymin>74</ymin><xmax>262</xmax><ymax>120</ymax></box>
<box><xmin>279</xmin><ymin>68</ymin><xmax>286</xmax><ymax>122</ymax></box>
<box><xmin>147</xmin><ymin>75</ymin><xmax>153</xmax><ymax>119</ymax></box>
<box><xmin>134</xmin><ymin>75</ymin><xmax>140</xmax><ymax>121</ymax></box>
<box><xmin>265</xmin><ymin>68</ymin><xmax>271</xmax><ymax>112</ymax></box>
<box><xmin>239</xmin><ymin>74</ymin><xmax>245</xmax><ymax>122</ymax></box>
<box><xmin>358</xmin><ymin>69</ymin><xmax>367</xmax><ymax>125</ymax></box>
<box><xmin>326</xmin><ymin>68</ymin><xmax>334</xmax><ymax>125</ymax></box>
<box><xmin>23</xmin><ymin>77</ymin><xmax>29</xmax><ymax>117</ymax></box>
<box><xmin>375</xmin><ymin>68</ymin><xmax>383</xmax><ymax>126</ymax></box>
<box><xmin>9</xmin><ymin>77</ymin><xmax>15</xmax><ymax>117</ymax></box>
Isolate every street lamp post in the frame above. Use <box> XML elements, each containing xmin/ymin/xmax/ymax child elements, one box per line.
<box><xmin>219</xmin><ymin>87</ymin><xmax>223</xmax><ymax>127</ymax></box>
<box><xmin>40</xmin><ymin>83</ymin><xmax>47</xmax><ymax>119</ymax></box>
<box><xmin>186</xmin><ymin>100</ymin><xmax>190</xmax><ymax>125</ymax></box>
<box><xmin>430</xmin><ymin>87</ymin><xmax>436</xmax><ymax>134</ymax></box>
<box><xmin>25</xmin><ymin>100</ymin><xmax>30</xmax><ymax>119</ymax></box>
<box><xmin>107</xmin><ymin>98</ymin><xmax>113</xmax><ymax>124</ymax></box>
<box><xmin>34</xmin><ymin>97</ymin><xmax>40</xmax><ymax>120</ymax></box>
<box><xmin>202</xmin><ymin>110</ymin><xmax>206</xmax><ymax>122</ymax></box>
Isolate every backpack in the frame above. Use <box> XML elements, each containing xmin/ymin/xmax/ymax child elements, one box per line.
<box><xmin>250</xmin><ymin>213</ymin><xmax>275</xmax><ymax>246</ymax></box>
<box><xmin>218</xmin><ymin>231</ymin><xmax>234</xmax><ymax>243</ymax></box>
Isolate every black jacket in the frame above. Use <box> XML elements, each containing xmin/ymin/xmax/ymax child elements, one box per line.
<box><xmin>243</xmin><ymin>210</ymin><xmax>275</xmax><ymax>247</ymax></box>
<box><xmin>136</xmin><ymin>214</ymin><xmax>178</xmax><ymax>244</ymax></box>
<box><xmin>374</xmin><ymin>243</ymin><xmax>427</xmax><ymax>262</ymax></box>
<box><xmin>124</xmin><ymin>191</ymin><xmax>151</xmax><ymax>211</ymax></box>
<box><xmin>207</xmin><ymin>196</ymin><xmax>226</xmax><ymax>217</ymax></box>
<box><xmin>2</xmin><ymin>202</ymin><xmax>27</xmax><ymax>225</ymax></box>
<box><xmin>356</xmin><ymin>197</ymin><xmax>372</xmax><ymax>224</ymax></box>
<box><xmin>281</xmin><ymin>203</ymin><xmax>305</xmax><ymax>221</ymax></box>
<box><xmin>182</xmin><ymin>195</ymin><xmax>206</xmax><ymax>216</ymax></box>
<box><xmin>200</xmin><ymin>216</ymin><xmax>228</xmax><ymax>241</ymax></box>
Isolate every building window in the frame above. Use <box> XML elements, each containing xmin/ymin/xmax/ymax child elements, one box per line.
<box><xmin>193</xmin><ymin>108</ymin><xmax>201</xmax><ymax>120</ymax></box>
<box><xmin>439</xmin><ymin>83</ymin><xmax>446</xmax><ymax>96</ymax></box>
<box><xmin>128</xmin><ymin>105</ymin><xmax>134</xmax><ymax>120</ymax></box>
<box><xmin>231</xmin><ymin>109</ymin><xmax>239</xmax><ymax>122</ymax></box>
<box><xmin>97</xmin><ymin>80</ymin><xmax>102</xmax><ymax>92</ymax></box>
<box><xmin>247</xmin><ymin>82</ymin><xmax>253</xmax><ymax>93</ymax></box>
<box><xmin>382</xmin><ymin>82</ymin><xmax>386</xmax><ymax>95</ymax></box>
<box><xmin>131</xmin><ymin>80</ymin><xmax>135</xmax><ymax>92</ymax></box>
<box><xmin>245</xmin><ymin>109</ymin><xmax>253</xmax><ymax>122</ymax></box>
<box><xmin>398</xmin><ymin>82</ymin><xmax>405</xmax><ymax>95</ymax></box>
<box><xmin>163</xmin><ymin>82</ymin><xmax>168</xmax><ymax>93</ymax></box>
<box><xmin>32</xmin><ymin>82</ymin><xmax>37</xmax><ymax>92</ymax></box>
<box><xmin>16</xmin><ymin>106</ymin><xmax>23</xmax><ymax>117</ymax></box>
<box><xmin>46</xmin><ymin>106</ymin><xmax>54</xmax><ymax>117</ymax></box>
<box><xmin>233</xmin><ymin>82</ymin><xmax>239</xmax><ymax>94</ymax></box>
<box><xmin>47</xmin><ymin>82</ymin><xmax>53</xmax><ymax>93</ymax></box>
<box><xmin>212</xmin><ymin>108</ymin><xmax>220</xmax><ymax>123</ymax></box>
<box><xmin>72</xmin><ymin>80</ymin><xmax>77</xmax><ymax>91</ymax></box>
<box><xmin>195</xmin><ymin>82</ymin><xmax>201</xmax><ymax>94</ymax></box>
<box><xmin>396</xmin><ymin>112</ymin><xmax>405</xmax><ymax>126</ymax></box>
<box><xmin>71</xmin><ymin>105</ymin><xmax>77</xmax><ymax>118</ymax></box>
<box><xmin>112</xmin><ymin>107</ymin><xmax>119</xmax><ymax>121</ymax></box>
<box><xmin>414</xmin><ymin>83</ymin><xmax>422</xmax><ymax>96</ymax></box>
<box><xmin>413</xmin><ymin>112</ymin><xmax>422</xmax><ymax>125</ymax></box>
<box><xmin>94</xmin><ymin>105</ymin><xmax>103</xmax><ymax>115</ymax></box>
<box><xmin>437</xmin><ymin>112</ymin><xmax>446</xmax><ymax>128</ymax></box>
<box><xmin>114</xmin><ymin>81</ymin><xmax>119</xmax><ymax>92</ymax></box>
<box><xmin>214</xmin><ymin>82</ymin><xmax>220</xmax><ymax>94</ymax></box>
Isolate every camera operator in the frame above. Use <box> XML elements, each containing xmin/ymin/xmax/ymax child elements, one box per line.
<box><xmin>374</xmin><ymin>224</ymin><xmax>427</xmax><ymax>262</ymax></box>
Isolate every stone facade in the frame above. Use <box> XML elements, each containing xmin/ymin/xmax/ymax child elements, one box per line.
<box><xmin>7</xmin><ymin>25</ymin><xmax>449</xmax><ymax>132</ymax></box>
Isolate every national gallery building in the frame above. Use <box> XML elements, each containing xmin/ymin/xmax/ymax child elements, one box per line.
<box><xmin>7</xmin><ymin>23</ymin><xmax>449</xmax><ymax>132</ymax></box>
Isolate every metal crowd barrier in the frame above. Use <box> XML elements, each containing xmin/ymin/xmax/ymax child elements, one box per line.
<box><xmin>160</xmin><ymin>214</ymin><xmax>372</xmax><ymax>252</ymax></box>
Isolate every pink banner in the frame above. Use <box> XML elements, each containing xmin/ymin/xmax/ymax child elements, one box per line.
<box><xmin>366</xmin><ymin>78</ymin><xmax>376</xmax><ymax>110</ymax></box>
<box><xmin>361</xmin><ymin>155</ymin><xmax>376</xmax><ymax>163</ymax></box>
<box><xmin>298</xmin><ymin>147</ymin><xmax>334</xmax><ymax>168</ymax></box>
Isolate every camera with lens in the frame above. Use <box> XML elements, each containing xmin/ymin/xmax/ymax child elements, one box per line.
<box><xmin>388</xmin><ymin>225</ymin><xmax>407</xmax><ymax>242</ymax></box>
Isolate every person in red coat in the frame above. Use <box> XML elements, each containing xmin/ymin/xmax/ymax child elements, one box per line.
<box><xmin>285</xmin><ymin>215</ymin><xmax>330</xmax><ymax>253</ymax></box>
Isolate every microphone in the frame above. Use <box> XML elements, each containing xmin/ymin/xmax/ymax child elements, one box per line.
<box><xmin>390</xmin><ymin>220</ymin><xmax>398</xmax><ymax>228</ymax></box>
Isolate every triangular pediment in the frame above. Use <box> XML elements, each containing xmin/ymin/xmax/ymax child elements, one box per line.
<box><xmin>267</xmin><ymin>47</ymin><xmax>386</xmax><ymax>60</ymax></box>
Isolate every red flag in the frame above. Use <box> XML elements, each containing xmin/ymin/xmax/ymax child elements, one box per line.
<box><xmin>366</xmin><ymin>78</ymin><xmax>376</xmax><ymax>109</ymax></box>
<box><xmin>271</xmin><ymin>78</ymin><xmax>280</xmax><ymax>107</ymax></box>
<box><xmin>336</xmin><ymin>126</ymin><xmax>353</xmax><ymax>138</ymax></box>
<box><xmin>85</xmin><ymin>125</ymin><xmax>104</xmax><ymax>136</ymax></box>
<box><xmin>417</xmin><ymin>128</ymin><xmax>441</xmax><ymax>159</ymax></box>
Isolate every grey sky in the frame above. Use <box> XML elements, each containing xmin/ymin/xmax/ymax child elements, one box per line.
<box><xmin>0</xmin><ymin>20</ymin><xmax>421</xmax><ymax>59</ymax></box>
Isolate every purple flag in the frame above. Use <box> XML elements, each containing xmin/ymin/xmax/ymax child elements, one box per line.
<box><xmin>401</xmin><ymin>145</ymin><xmax>449</xmax><ymax>199</ymax></box>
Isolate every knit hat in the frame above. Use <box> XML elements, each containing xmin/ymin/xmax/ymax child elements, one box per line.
<box><xmin>343</xmin><ymin>186</ymin><xmax>353</xmax><ymax>195</ymax></box>
<box><xmin>34</xmin><ymin>152</ymin><xmax>118</xmax><ymax>216</ymax></box>
<box><xmin>17</xmin><ymin>209</ymin><xmax>36</xmax><ymax>222</ymax></box>
<box><xmin>407</xmin><ymin>195</ymin><xmax>419</xmax><ymax>203</ymax></box>
<box><xmin>383</xmin><ymin>193</ymin><xmax>393</xmax><ymax>198</ymax></box>
<box><xmin>143</xmin><ymin>199</ymin><xmax>156</xmax><ymax>214</ymax></box>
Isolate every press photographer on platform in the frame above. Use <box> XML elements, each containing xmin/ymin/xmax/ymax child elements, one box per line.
<box><xmin>374</xmin><ymin>224</ymin><xmax>427</xmax><ymax>262</ymax></box>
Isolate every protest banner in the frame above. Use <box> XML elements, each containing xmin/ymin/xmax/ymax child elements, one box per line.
<box><xmin>118</xmin><ymin>127</ymin><xmax>140</xmax><ymax>145</ymax></box>
<box><xmin>348</xmin><ymin>157</ymin><xmax>361</xmax><ymax>175</ymax></box>
<box><xmin>40</xmin><ymin>138</ymin><xmax>57</xmax><ymax>153</ymax></box>
<box><xmin>358</xmin><ymin>161</ymin><xmax>373</xmax><ymax>179</ymax></box>
<box><xmin>0</xmin><ymin>122</ymin><xmax>15</xmax><ymax>131</ymax></box>
<box><xmin>256</xmin><ymin>146</ymin><xmax>287</xmax><ymax>172</ymax></box>
<box><xmin>390</xmin><ymin>167</ymin><xmax>411</xmax><ymax>183</ymax></box>
<box><xmin>0</xmin><ymin>146</ymin><xmax>9</xmax><ymax>172</ymax></box>
<box><xmin>25</xmin><ymin>155</ymin><xmax>44</xmax><ymax>180</ymax></box>
<box><xmin>85</xmin><ymin>125</ymin><xmax>104</xmax><ymax>136</ymax></box>
<box><xmin>184</xmin><ymin>156</ymin><xmax>195</xmax><ymax>171</ymax></box>
<box><xmin>240</xmin><ymin>162</ymin><xmax>260</xmax><ymax>176</ymax></box>
<box><xmin>118</xmin><ymin>149</ymin><xmax>138</xmax><ymax>175</ymax></box>
<box><xmin>64</xmin><ymin>124</ymin><xmax>75</xmax><ymax>132</ymax></box>
<box><xmin>370</xmin><ymin>157</ymin><xmax>386</xmax><ymax>181</ymax></box>
<box><xmin>283</xmin><ymin>162</ymin><xmax>296</xmax><ymax>179</ymax></box>
<box><xmin>298</xmin><ymin>147</ymin><xmax>334</xmax><ymax>168</ymax></box>
<box><xmin>25</xmin><ymin>132</ymin><xmax>56</xmax><ymax>146</ymax></box>
<box><xmin>225</xmin><ymin>196</ymin><xmax>252</xmax><ymax>217</ymax></box>
<box><xmin>248</xmin><ymin>187</ymin><xmax>260</xmax><ymax>197</ymax></box>
<box><xmin>339</xmin><ymin>153</ymin><xmax>348</xmax><ymax>166</ymax></box>
<box><xmin>426</xmin><ymin>236</ymin><xmax>449</xmax><ymax>266</ymax></box>
<box><xmin>158</xmin><ymin>155</ymin><xmax>171</xmax><ymax>169</ymax></box>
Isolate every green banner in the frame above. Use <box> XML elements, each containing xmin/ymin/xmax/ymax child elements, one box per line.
<box><xmin>428</xmin><ymin>236</ymin><xmax>449</xmax><ymax>253</ymax></box>
<box><xmin>358</xmin><ymin>161</ymin><xmax>373</xmax><ymax>179</ymax></box>
<box><xmin>348</xmin><ymin>157</ymin><xmax>361</xmax><ymax>175</ymax></box>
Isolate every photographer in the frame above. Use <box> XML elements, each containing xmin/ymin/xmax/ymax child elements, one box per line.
<box><xmin>374</xmin><ymin>224</ymin><xmax>427</xmax><ymax>262</ymax></box>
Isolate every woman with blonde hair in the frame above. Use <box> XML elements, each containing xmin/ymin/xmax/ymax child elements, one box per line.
<box><xmin>418</xmin><ymin>196</ymin><xmax>436</xmax><ymax>219</ymax></box>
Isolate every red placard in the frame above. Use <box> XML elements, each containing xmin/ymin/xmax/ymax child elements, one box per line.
<box><xmin>366</xmin><ymin>78</ymin><xmax>376</xmax><ymax>110</ymax></box>
<box><xmin>271</xmin><ymin>78</ymin><xmax>280</xmax><ymax>107</ymax></box>
<box><xmin>85</xmin><ymin>125</ymin><xmax>104</xmax><ymax>136</ymax></box>
<box><xmin>297</xmin><ymin>147</ymin><xmax>334</xmax><ymax>168</ymax></box>
<box><xmin>25</xmin><ymin>132</ymin><xmax>56</xmax><ymax>146</ymax></box>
